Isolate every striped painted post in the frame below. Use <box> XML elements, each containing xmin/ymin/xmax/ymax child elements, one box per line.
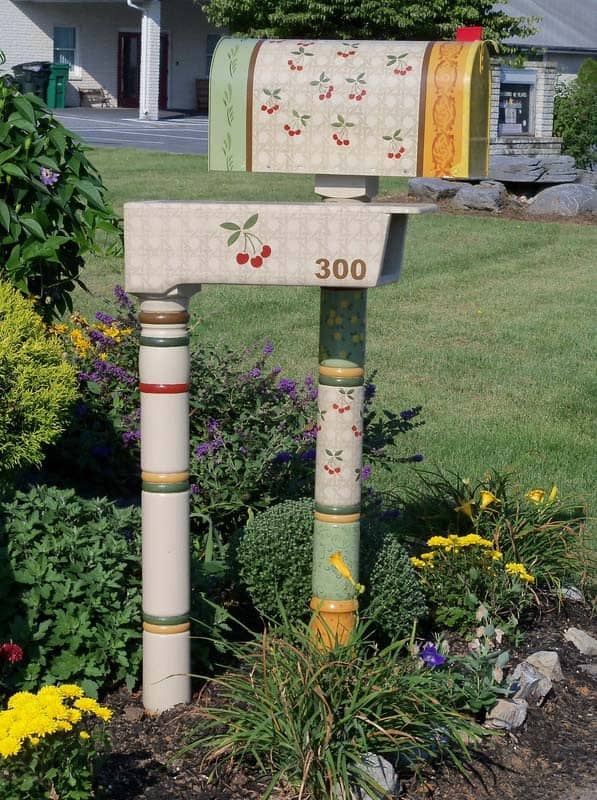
<box><xmin>138</xmin><ymin>297</ymin><xmax>192</xmax><ymax>712</ymax></box>
<box><xmin>311</xmin><ymin>287</ymin><xmax>367</xmax><ymax>646</ymax></box>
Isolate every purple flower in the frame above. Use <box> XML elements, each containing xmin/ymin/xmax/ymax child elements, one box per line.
<box><xmin>122</xmin><ymin>430</ymin><xmax>141</xmax><ymax>445</ymax></box>
<box><xmin>114</xmin><ymin>285</ymin><xmax>133</xmax><ymax>308</ymax></box>
<box><xmin>239</xmin><ymin>446</ymin><xmax>248</xmax><ymax>455</ymax></box>
<box><xmin>360</xmin><ymin>465</ymin><xmax>372</xmax><ymax>482</ymax></box>
<box><xmin>95</xmin><ymin>310</ymin><xmax>116</xmax><ymax>325</ymax></box>
<box><xmin>207</xmin><ymin>419</ymin><xmax>220</xmax><ymax>435</ymax></box>
<box><xmin>92</xmin><ymin>359</ymin><xmax>136</xmax><ymax>384</ymax></box>
<box><xmin>40</xmin><ymin>166</ymin><xmax>59</xmax><ymax>186</ymax></box>
<box><xmin>420</xmin><ymin>644</ymin><xmax>446</xmax><ymax>668</ymax></box>
<box><xmin>190</xmin><ymin>483</ymin><xmax>201</xmax><ymax>495</ymax></box>
<box><xmin>91</xmin><ymin>444</ymin><xmax>110</xmax><ymax>461</ymax></box>
<box><xmin>195</xmin><ymin>442</ymin><xmax>212</xmax><ymax>459</ymax></box>
<box><xmin>248</xmin><ymin>367</ymin><xmax>261</xmax><ymax>379</ymax></box>
<box><xmin>277</xmin><ymin>378</ymin><xmax>297</xmax><ymax>398</ymax></box>
<box><xmin>300</xmin><ymin>448</ymin><xmax>316</xmax><ymax>462</ymax></box>
<box><xmin>89</xmin><ymin>328</ymin><xmax>117</xmax><ymax>348</ymax></box>
<box><xmin>364</xmin><ymin>382</ymin><xmax>376</xmax><ymax>403</ymax></box>
<box><xmin>304</xmin><ymin>374</ymin><xmax>315</xmax><ymax>389</ymax></box>
<box><xmin>262</xmin><ymin>342</ymin><xmax>274</xmax><ymax>355</ymax></box>
<box><xmin>273</xmin><ymin>451</ymin><xmax>292</xmax><ymax>464</ymax></box>
<box><xmin>270</xmin><ymin>365</ymin><xmax>282</xmax><ymax>377</ymax></box>
<box><xmin>400</xmin><ymin>406</ymin><xmax>421</xmax><ymax>421</ymax></box>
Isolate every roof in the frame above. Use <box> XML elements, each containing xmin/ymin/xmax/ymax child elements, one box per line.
<box><xmin>498</xmin><ymin>0</ymin><xmax>597</xmax><ymax>52</ymax></box>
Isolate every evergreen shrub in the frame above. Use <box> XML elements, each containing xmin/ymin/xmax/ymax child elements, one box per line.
<box><xmin>0</xmin><ymin>281</ymin><xmax>77</xmax><ymax>476</ymax></box>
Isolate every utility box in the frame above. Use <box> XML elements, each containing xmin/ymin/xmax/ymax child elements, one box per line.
<box><xmin>46</xmin><ymin>63</ymin><xmax>69</xmax><ymax>109</ymax></box>
<box><xmin>208</xmin><ymin>38</ymin><xmax>491</xmax><ymax>179</ymax></box>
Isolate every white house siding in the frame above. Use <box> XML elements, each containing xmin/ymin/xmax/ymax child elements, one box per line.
<box><xmin>0</xmin><ymin>0</ymin><xmax>220</xmax><ymax>109</ymax></box>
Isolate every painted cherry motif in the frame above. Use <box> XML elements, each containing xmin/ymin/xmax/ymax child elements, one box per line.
<box><xmin>323</xmin><ymin>449</ymin><xmax>344</xmax><ymax>475</ymax></box>
<box><xmin>386</xmin><ymin>53</ymin><xmax>413</xmax><ymax>76</ymax></box>
<box><xmin>351</xmin><ymin>424</ymin><xmax>363</xmax><ymax>438</ymax></box>
<box><xmin>336</xmin><ymin>42</ymin><xmax>359</xmax><ymax>58</ymax></box>
<box><xmin>333</xmin><ymin>387</ymin><xmax>354</xmax><ymax>412</ymax></box>
<box><xmin>221</xmin><ymin>213</ymin><xmax>272</xmax><ymax>269</ymax></box>
<box><xmin>331</xmin><ymin>114</ymin><xmax>355</xmax><ymax>146</ymax></box>
<box><xmin>288</xmin><ymin>44</ymin><xmax>314</xmax><ymax>72</ymax></box>
<box><xmin>310</xmin><ymin>71</ymin><xmax>334</xmax><ymax>100</ymax></box>
<box><xmin>382</xmin><ymin>128</ymin><xmax>406</xmax><ymax>160</ymax></box>
<box><xmin>261</xmin><ymin>87</ymin><xmax>281</xmax><ymax>115</ymax></box>
<box><xmin>346</xmin><ymin>72</ymin><xmax>367</xmax><ymax>101</ymax></box>
<box><xmin>284</xmin><ymin>109</ymin><xmax>311</xmax><ymax>137</ymax></box>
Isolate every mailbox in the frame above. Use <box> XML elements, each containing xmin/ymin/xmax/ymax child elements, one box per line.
<box><xmin>209</xmin><ymin>38</ymin><xmax>491</xmax><ymax>179</ymax></box>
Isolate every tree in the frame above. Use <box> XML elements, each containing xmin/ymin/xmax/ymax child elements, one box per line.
<box><xmin>554</xmin><ymin>59</ymin><xmax>597</xmax><ymax>170</ymax></box>
<box><xmin>202</xmin><ymin>0</ymin><xmax>536</xmax><ymax>43</ymax></box>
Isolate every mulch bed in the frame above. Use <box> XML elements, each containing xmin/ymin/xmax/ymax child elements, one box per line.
<box><xmin>98</xmin><ymin>601</ymin><xmax>596</xmax><ymax>800</ymax></box>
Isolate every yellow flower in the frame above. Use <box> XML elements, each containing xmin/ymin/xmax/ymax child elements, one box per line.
<box><xmin>479</xmin><ymin>491</ymin><xmax>499</xmax><ymax>509</ymax></box>
<box><xmin>454</xmin><ymin>501</ymin><xmax>476</xmax><ymax>519</ymax></box>
<box><xmin>491</xmin><ymin>550</ymin><xmax>503</xmax><ymax>560</ymax></box>
<box><xmin>427</xmin><ymin>536</ymin><xmax>452</xmax><ymax>548</ymax></box>
<box><xmin>59</xmin><ymin>685</ymin><xmax>84</xmax><ymax>699</ymax></box>
<box><xmin>30</xmin><ymin>736</ymin><xmax>40</xmax><ymax>746</ymax></box>
<box><xmin>421</xmin><ymin>551</ymin><xmax>436</xmax><ymax>561</ymax></box>
<box><xmin>79</xmin><ymin>731</ymin><xmax>90</xmax><ymax>740</ymax></box>
<box><xmin>525</xmin><ymin>489</ymin><xmax>546</xmax><ymax>504</ymax></box>
<box><xmin>457</xmin><ymin>534</ymin><xmax>494</xmax><ymax>548</ymax></box>
<box><xmin>328</xmin><ymin>551</ymin><xmax>365</xmax><ymax>594</ymax></box>
<box><xmin>0</xmin><ymin>736</ymin><xmax>22</xmax><ymax>757</ymax></box>
<box><xmin>548</xmin><ymin>485</ymin><xmax>558</xmax><ymax>503</ymax></box>
<box><xmin>505</xmin><ymin>562</ymin><xmax>535</xmax><ymax>583</ymax></box>
<box><xmin>410</xmin><ymin>556</ymin><xmax>426</xmax><ymax>569</ymax></box>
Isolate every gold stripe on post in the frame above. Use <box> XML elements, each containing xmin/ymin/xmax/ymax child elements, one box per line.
<box><xmin>143</xmin><ymin>622</ymin><xmax>191</xmax><ymax>635</ymax></box>
<box><xmin>141</xmin><ymin>471</ymin><xmax>190</xmax><ymax>484</ymax></box>
<box><xmin>314</xmin><ymin>511</ymin><xmax>361</xmax><ymax>524</ymax></box>
<box><xmin>319</xmin><ymin>365</ymin><xmax>364</xmax><ymax>380</ymax></box>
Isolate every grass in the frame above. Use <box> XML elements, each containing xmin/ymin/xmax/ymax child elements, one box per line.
<box><xmin>77</xmin><ymin>147</ymin><xmax>596</xmax><ymax>508</ymax></box>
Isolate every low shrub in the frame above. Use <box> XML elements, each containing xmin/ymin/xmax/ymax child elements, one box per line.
<box><xmin>0</xmin><ymin>281</ymin><xmax>77</xmax><ymax>478</ymax></box>
<box><xmin>0</xmin><ymin>485</ymin><xmax>141</xmax><ymax>697</ymax></box>
<box><xmin>187</xmin><ymin>619</ymin><xmax>485</xmax><ymax>800</ymax></box>
<box><xmin>554</xmin><ymin>59</ymin><xmax>597</xmax><ymax>170</ymax></box>
<box><xmin>0</xmin><ymin>684</ymin><xmax>111</xmax><ymax>800</ymax></box>
<box><xmin>0</xmin><ymin>64</ymin><xmax>122</xmax><ymax>319</ymax></box>
<box><xmin>235</xmin><ymin>498</ymin><xmax>427</xmax><ymax>639</ymax></box>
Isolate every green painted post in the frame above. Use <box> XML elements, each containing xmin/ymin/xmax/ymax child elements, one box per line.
<box><xmin>311</xmin><ymin>287</ymin><xmax>367</xmax><ymax>646</ymax></box>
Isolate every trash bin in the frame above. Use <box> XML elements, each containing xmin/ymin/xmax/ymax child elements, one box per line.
<box><xmin>46</xmin><ymin>63</ymin><xmax>70</xmax><ymax>109</ymax></box>
<box><xmin>12</xmin><ymin>62</ymin><xmax>51</xmax><ymax>98</ymax></box>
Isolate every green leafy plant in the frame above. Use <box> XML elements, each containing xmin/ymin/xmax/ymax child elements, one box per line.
<box><xmin>0</xmin><ymin>684</ymin><xmax>111</xmax><ymax>799</ymax></box>
<box><xmin>235</xmin><ymin>497</ymin><xmax>427</xmax><ymax>639</ymax></box>
<box><xmin>0</xmin><ymin>280</ymin><xmax>77</xmax><ymax>478</ymax></box>
<box><xmin>185</xmin><ymin>618</ymin><xmax>484</xmax><ymax>800</ymax></box>
<box><xmin>554</xmin><ymin>59</ymin><xmax>597</xmax><ymax>170</ymax></box>
<box><xmin>0</xmin><ymin>486</ymin><xmax>142</xmax><ymax>697</ymax></box>
<box><xmin>0</xmin><ymin>71</ymin><xmax>122</xmax><ymax>318</ymax></box>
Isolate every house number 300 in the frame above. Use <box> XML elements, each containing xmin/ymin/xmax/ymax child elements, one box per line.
<box><xmin>315</xmin><ymin>258</ymin><xmax>367</xmax><ymax>281</ymax></box>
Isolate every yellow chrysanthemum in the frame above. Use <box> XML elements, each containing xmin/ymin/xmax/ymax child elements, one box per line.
<box><xmin>58</xmin><ymin>685</ymin><xmax>84</xmax><ymax>699</ymax></box>
<box><xmin>410</xmin><ymin>556</ymin><xmax>426</xmax><ymax>569</ymax></box>
<box><xmin>427</xmin><ymin>536</ymin><xmax>452</xmax><ymax>548</ymax></box>
<box><xmin>7</xmin><ymin>692</ymin><xmax>35</xmax><ymax>710</ymax></box>
<box><xmin>505</xmin><ymin>562</ymin><xmax>535</xmax><ymax>583</ymax></box>
<box><xmin>421</xmin><ymin>551</ymin><xmax>436</xmax><ymax>561</ymax></box>
<box><xmin>0</xmin><ymin>736</ymin><xmax>22</xmax><ymax>757</ymax></box>
<box><xmin>491</xmin><ymin>550</ymin><xmax>503</xmax><ymax>561</ymax></box>
<box><xmin>479</xmin><ymin>491</ymin><xmax>500</xmax><ymax>509</ymax></box>
<box><xmin>79</xmin><ymin>731</ymin><xmax>91</xmax><ymax>740</ymax></box>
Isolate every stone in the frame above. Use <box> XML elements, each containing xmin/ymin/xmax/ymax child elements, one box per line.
<box><xmin>578</xmin><ymin>663</ymin><xmax>597</xmax><ymax>678</ymax></box>
<box><xmin>485</xmin><ymin>698</ymin><xmax>528</xmax><ymax>730</ymax></box>
<box><xmin>350</xmin><ymin>753</ymin><xmax>400</xmax><ymax>800</ymax></box>
<box><xmin>451</xmin><ymin>180</ymin><xmax>508</xmax><ymax>212</ymax></box>
<box><xmin>527</xmin><ymin>184</ymin><xmax>597</xmax><ymax>216</ymax></box>
<box><xmin>564</xmin><ymin>628</ymin><xmax>597</xmax><ymax>657</ymax></box>
<box><xmin>525</xmin><ymin>651</ymin><xmax>564</xmax><ymax>682</ymax></box>
<box><xmin>561</xmin><ymin>585</ymin><xmax>585</xmax><ymax>603</ymax></box>
<box><xmin>575</xmin><ymin>169</ymin><xmax>597</xmax><ymax>188</ymax></box>
<box><xmin>408</xmin><ymin>177</ymin><xmax>471</xmax><ymax>200</ymax></box>
<box><xmin>509</xmin><ymin>661</ymin><xmax>553</xmax><ymax>706</ymax></box>
<box><xmin>489</xmin><ymin>155</ymin><xmax>577</xmax><ymax>183</ymax></box>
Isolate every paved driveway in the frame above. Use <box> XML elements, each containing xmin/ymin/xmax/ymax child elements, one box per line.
<box><xmin>54</xmin><ymin>108</ymin><xmax>208</xmax><ymax>155</ymax></box>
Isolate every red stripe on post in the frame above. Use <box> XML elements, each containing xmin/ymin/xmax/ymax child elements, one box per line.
<box><xmin>139</xmin><ymin>383</ymin><xmax>190</xmax><ymax>394</ymax></box>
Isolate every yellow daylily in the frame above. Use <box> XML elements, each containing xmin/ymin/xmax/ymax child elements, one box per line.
<box><xmin>454</xmin><ymin>500</ymin><xmax>476</xmax><ymax>519</ymax></box>
<box><xmin>328</xmin><ymin>551</ymin><xmax>365</xmax><ymax>594</ymax></box>
<box><xmin>525</xmin><ymin>489</ymin><xmax>546</xmax><ymax>504</ymax></box>
<box><xmin>548</xmin><ymin>485</ymin><xmax>558</xmax><ymax>503</ymax></box>
<box><xmin>479</xmin><ymin>491</ymin><xmax>500</xmax><ymax>510</ymax></box>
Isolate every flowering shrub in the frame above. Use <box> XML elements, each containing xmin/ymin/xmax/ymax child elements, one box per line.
<box><xmin>0</xmin><ymin>71</ymin><xmax>122</xmax><ymax>319</ymax></box>
<box><xmin>0</xmin><ymin>644</ymin><xmax>23</xmax><ymax>703</ymax></box>
<box><xmin>0</xmin><ymin>684</ymin><xmax>111</xmax><ymax>799</ymax></box>
<box><xmin>399</xmin><ymin>468</ymin><xmax>588</xmax><ymax>593</ymax></box>
<box><xmin>411</xmin><ymin>532</ymin><xmax>535</xmax><ymax>633</ymax></box>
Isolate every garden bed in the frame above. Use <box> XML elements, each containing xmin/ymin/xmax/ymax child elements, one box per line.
<box><xmin>98</xmin><ymin>601</ymin><xmax>596</xmax><ymax>800</ymax></box>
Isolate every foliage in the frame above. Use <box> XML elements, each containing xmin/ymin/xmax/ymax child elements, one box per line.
<box><xmin>554</xmin><ymin>59</ymin><xmax>597</xmax><ymax>170</ymax></box>
<box><xmin>0</xmin><ymin>486</ymin><xmax>142</xmax><ymax>697</ymax></box>
<box><xmin>203</xmin><ymin>0</ymin><xmax>537</xmax><ymax>42</ymax></box>
<box><xmin>411</xmin><ymin>531</ymin><xmax>535</xmax><ymax>633</ymax></box>
<box><xmin>235</xmin><ymin>497</ymin><xmax>427</xmax><ymax>639</ymax></box>
<box><xmin>186</xmin><ymin>618</ymin><xmax>484</xmax><ymax>800</ymax></box>
<box><xmin>0</xmin><ymin>280</ymin><xmax>77</xmax><ymax>478</ymax></box>
<box><xmin>0</xmin><ymin>644</ymin><xmax>24</xmax><ymax>704</ymax></box>
<box><xmin>0</xmin><ymin>69</ymin><xmax>122</xmax><ymax>319</ymax></box>
<box><xmin>399</xmin><ymin>468</ymin><xmax>589</xmax><ymax>593</ymax></box>
<box><xmin>0</xmin><ymin>684</ymin><xmax>111</xmax><ymax>800</ymax></box>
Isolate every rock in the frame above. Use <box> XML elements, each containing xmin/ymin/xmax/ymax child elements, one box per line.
<box><xmin>525</xmin><ymin>651</ymin><xmax>564</xmax><ymax>682</ymax></box>
<box><xmin>561</xmin><ymin>585</ymin><xmax>585</xmax><ymax>603</ymax></box>
<box><xmin>349</xmin><ymin>753</ymin><xmax>400</xmax><ymax>800</ymax></box>
<box><xmin>509</xmin><ymin>661</ymin><xmax>553</xmax><ymax>706</ymax></box>
<box><xmin>451</xmin><ymin>180</ymin><xmax>508</xmax><ymax>211</ymax></box>
<box><xmin>485</xmin><ymin>698</ymin><xmax>528</xmax><ymax>730</ymax></box>
<box><xmin>122</xmin><ymin>704</ymin><xmax>144</xmax><ymax>722</ymax></box>
<box><xmin>527</xmin><ymin>184</ymin><xmax>597</xmax><ymax>216</ymax></box>
<box><xmin>575</xmin><ymin>169</ymin><xmax>597</xmax><ymax>188</ymax></box>
<box><xmin>408</xmin><ymin>177</ymin><xmax>471</xmax><ymax>200</ymax></box>
<box><xmin>578</xmin><ymin>663</ymin><xmax>597</xmax><ymax>678</ymax></box>
<box><xmin>564</xmin><ymin>627</ymin><xmax>597</xmax><ymax>657</ymax></box>
<box><xmin>489</xmin><ymin>155</ymin><xmax>577</xmax><ymax>183</ymax></box>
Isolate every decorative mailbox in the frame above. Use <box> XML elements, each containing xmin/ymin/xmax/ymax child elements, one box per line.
<box><xmin>208</xmin><ymin>38</ymin><xmax>491</xmax><ymax>179</ymax></box>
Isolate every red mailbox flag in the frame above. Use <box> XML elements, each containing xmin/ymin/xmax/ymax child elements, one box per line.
<box><xmin>456</xmin><ymin>26</ymin><xmax>483</xmax><ymax>41</ymax></box>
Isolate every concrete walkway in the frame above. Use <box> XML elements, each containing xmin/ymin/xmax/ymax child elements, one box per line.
<box><xmin>54</xmin><ymin>107</ymin><xmax>208</xmax><ymax>155</ymax></box>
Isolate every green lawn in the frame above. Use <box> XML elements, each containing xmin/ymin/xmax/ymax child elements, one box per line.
<box><xmin>79</xmin><ymin>148</ymin><xmax>596</xmax><ymax>507</ymax></box>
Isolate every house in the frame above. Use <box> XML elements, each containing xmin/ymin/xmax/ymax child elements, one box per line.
<box><xmin>0</xmin><ymin>0</ymin><xmax>224</xmax><ymax>117</ymax></box>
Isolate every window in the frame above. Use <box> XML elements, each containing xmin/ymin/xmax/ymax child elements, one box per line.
<box><xmin>206</xmin><ymin>34</ymin><xmax>221</xmax><ymax>77</ymax></box>
<box><xmin>54</xmin><ymin>27</ymin><xmax>77</xmax><ymax>70</ymax></box>
<box><xmin>498</xmin><ymin>68</ymin><xmax>536</xmax><ymax>136</ymax></box>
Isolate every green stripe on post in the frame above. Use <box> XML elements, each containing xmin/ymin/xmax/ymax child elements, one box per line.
<box><xmin>139</xmin><ymin>336</ymin><xmax>190</xmax><ymax>347</ymax></box>
<box><xmin>315</xmin><ymin>502</ymin><xmax>361</xmax><ymax>516</ymax></box>
<box><xmin>142</xmin><ymin>481</ymin><xmax>190</xmax><ymax>493</ymax></box>
<box><xmin>143</xmin><ymin>613</ymin><xmax>190</xmax><ymax>626</ymax></box>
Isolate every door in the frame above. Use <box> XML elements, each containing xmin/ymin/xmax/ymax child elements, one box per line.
<box><xmin>118</xmin><ymin>32</ymin><xmax>169</xmax><ymax>109</ymax></box>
